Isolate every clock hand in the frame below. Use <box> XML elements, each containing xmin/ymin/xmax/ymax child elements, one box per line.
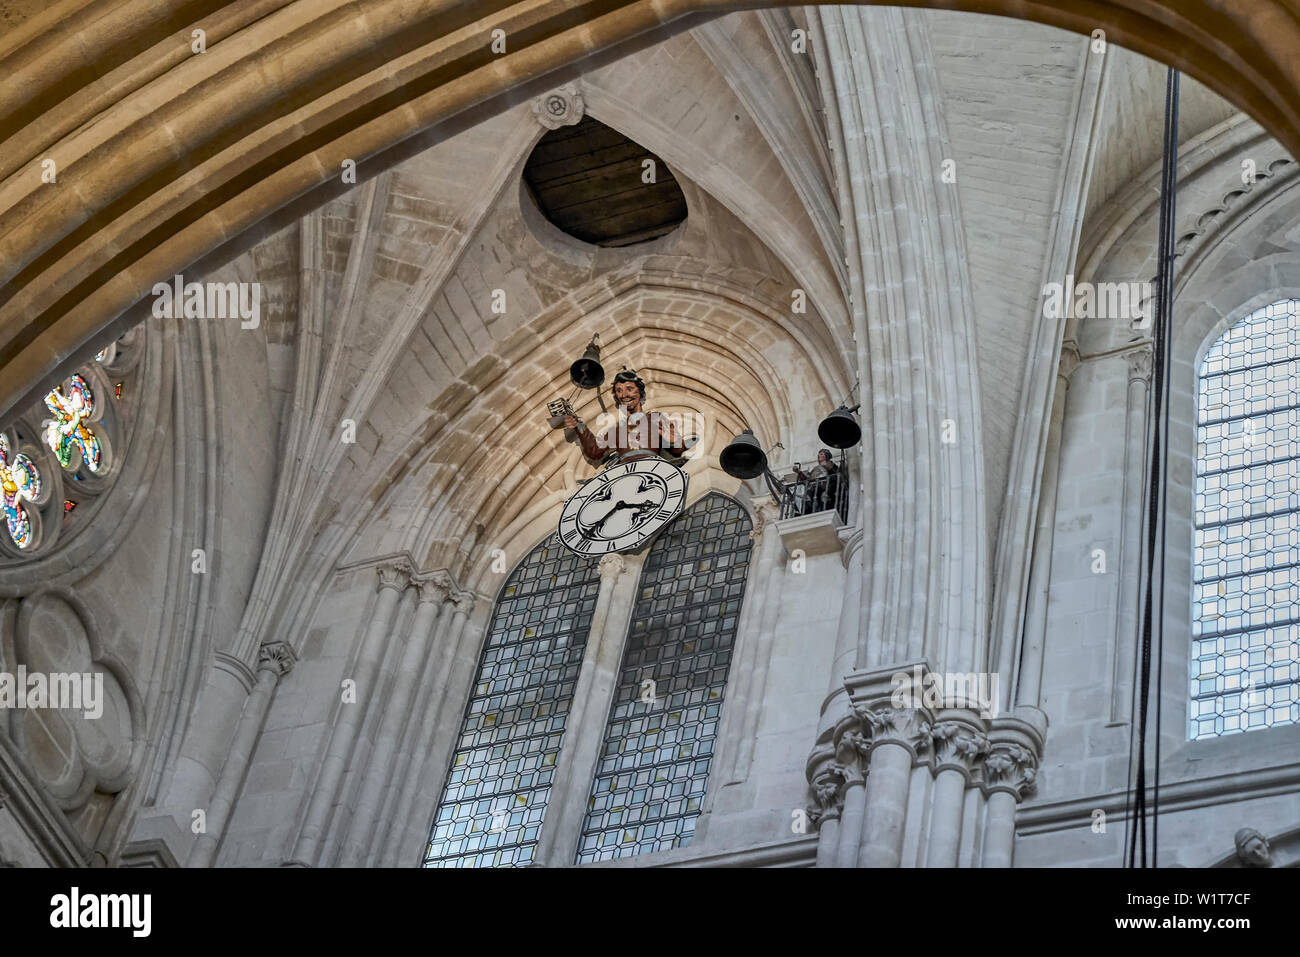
<box><xmin>593</xmin><ymin>499</ymin><xmax>641</xmax><ymax>534</ymax></box>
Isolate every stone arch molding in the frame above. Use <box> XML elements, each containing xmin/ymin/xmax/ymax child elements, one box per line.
<box><xmin>341</xmin><ymin>258</ymin><xmax>850</xmax><ymax>595</ymax></box>
<box><xmin>2</xmin><ymin>0</ymin><xmax>1300</xmax><ymax>421</ymax></box>
<box><xmin>1078</xmin><ymin>116</ymin><xmax>1299</xmax><ymax>355</ymax></box>
<box><xmin>8</xmin><ymin>587</ymin><xmax>143</xmax><ymax>813</ymax></box>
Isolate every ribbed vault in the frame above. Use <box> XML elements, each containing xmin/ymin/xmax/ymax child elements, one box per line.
<box><xmin>2</xmin><ymin>0</ymin><xmax>1300</xmax><ymax>422</ymax></box>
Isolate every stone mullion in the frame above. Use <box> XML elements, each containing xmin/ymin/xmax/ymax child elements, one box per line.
<box><xmin>722</xmin><ymin>498</ymin><xmax>781</xmax><ymax>782</ymax></box>
<box><xmin>537</xmin><ymin>552</ymin><xmax>639</xmax><ymax>867</ymax></box>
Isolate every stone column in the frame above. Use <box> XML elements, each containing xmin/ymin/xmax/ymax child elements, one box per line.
<box><xmin>538</xmin><ymin>552</ymin><xmax>638</xmax><ymax>867</ymax></box>
<box><xmin>1017</xmin><ymin>344</ymin><xmax>1079</xmax><ymax>707</ymax></box>
<box><xmin>832</xmin><ymin>728</ymin><xmax>868</xmax><ymax>867</ymax></box>
<box><xmin>1110</xmin><ymin>344</ymin><xmax>1153</xmax><ymax>722</ymax></box>
<box><xmin>379</xmin><ymin>589</ymin><xmax>476</xmax><ymax>867</ymax></box>
<box><xmin>856</xmin><ymin>705</ymin><xmax>932</xmax><ymax>868</ymax></box>
<box><xmin>289</xmin><ymin>559</ymin><xmax>411</xmax><ymax>866</ymax></box>
<box><xmin>806</xmin><ymin>763</ymin><xmax>847</xmax><ymax>867</ymax></box>
<box><xmin>925</xmin><ymin>712</ymin><xmax>989</xmax><ymax>867</ymax></box>
<box><xmin>980</xmin><ymin>707</ymin><xmax>1046</xmax><ymax>867</ymax></box>
<box><xmin>188</xmin><ymin>640</ymin><xmax>295</xmax><ymax>866</ymax></box>
<box><xmin>338</xmin><ymin>572</ymin><xmax>451</xmax><ymax>866</ymax></box>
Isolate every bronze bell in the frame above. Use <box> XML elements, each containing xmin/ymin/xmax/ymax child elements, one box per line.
<box><xmin>720</xmin><ymin>429</ymin><xmax>767</xmax><ymax>480</ymax></box>
<box><xmin>817</xmin><ymin>404</ymin><xmax>862</xmax><ymax>449</ymax></box>
<box><xmin>569</xmin><ymin>337</ymin><xmax>605</xmax><ymax>390</ymax></box>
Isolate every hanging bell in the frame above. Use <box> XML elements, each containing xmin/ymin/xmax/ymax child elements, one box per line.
<box><xmin>719</xmin><ymin>429</ymin><xmax>768</xmax><ymax>480</ymax></box>
<box><xmin>569</xmin><ymin>337</ymin><xmax>605</xmax><ymax>390</ymax></box>
<box><xmin>817</xmin><ymin>404</ymin><xmax>862</xmax><ymax>449</ymax></box>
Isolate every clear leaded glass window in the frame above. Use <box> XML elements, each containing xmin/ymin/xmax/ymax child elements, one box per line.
<box><xmin>576</xmin><ymin>493</ymin><xmax>752</xmax><ymax>863</ymax></box>
<box><xmin>423</xmin><ymin>536</ymin><xmax>601</xmax><ymax>867</ymax></box>
<box><xmin>1192</xmin><ymin>297</ymin><xmax>1300</xmax><ymax>739</ymax></box>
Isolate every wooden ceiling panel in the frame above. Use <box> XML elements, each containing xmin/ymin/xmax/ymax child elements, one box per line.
<box><xmin>522</xmin><ymin>116</ymin><xmax>687</xmax><ymax>247</ymax></box>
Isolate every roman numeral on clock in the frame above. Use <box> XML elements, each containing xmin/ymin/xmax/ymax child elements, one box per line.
<box><xmin>655</xmin><ymin>507</ymin><xmax>676</xmax><ymax>521</ymax></box>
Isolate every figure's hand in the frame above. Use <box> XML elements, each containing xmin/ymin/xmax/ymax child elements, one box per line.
<box><xmin>563</xmin><ymin>414</ymin><xmax>579</xmax><ymax>430</ymax></box>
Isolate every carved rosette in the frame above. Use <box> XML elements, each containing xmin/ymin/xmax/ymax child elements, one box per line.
<box><xmin>257</xmin><ymin>640</ymin><xmax>296</xmax><ymax>679</ymax></box>
<box><xmin>533</xmin><ymin>85</ymin><xmax>585</xmax><ymax>130</ymax></box>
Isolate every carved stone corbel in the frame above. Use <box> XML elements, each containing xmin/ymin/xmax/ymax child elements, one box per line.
<box><xmin>806</xmin><ymin>764</ymin><xmax>849</xmax><ymax>828</ymax></box>
<box><xmin>257</xmin><ymin>640</ymin><xmax>295</xmax><ymax>680</ymax></box>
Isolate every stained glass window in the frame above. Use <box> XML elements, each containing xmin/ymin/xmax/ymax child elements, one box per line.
<box><xmin>423</xmin><ymin>536</ymin><xmax>601</xmax><ymax>867</ymax></box>
<box><xmin>0</xmin><ymin>434</ymin><xmax>42</xmax><ymax>549</ymax></box>
<box><xmin>576</xmin><ymin>493</ymin><xmax>752</xmax><ymax>863</ymax></box>
<box><xmin>1192</xmin><ymin>297</ymin><xmax>1300</xmax><ymax>739</ymax></box>
<box><xmin>43</xmin><ymin>374</ymin><xmax>102</xmax><ymax>473</ymax></box>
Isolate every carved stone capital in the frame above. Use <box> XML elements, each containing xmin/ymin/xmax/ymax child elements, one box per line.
<box><xmin>1127</xmin><ymin>342</ymin><xmax>1153</xmax><ymax>383</ymax></box>
<box><xmin>452</xmin><ymin>591</ymin><xmax>477</xmax><ymax>616</ymax></box>
<box><xmin>807</xmin><ymin>764</ymin><xmax>848</xmax><ymax>827</ymax></box>
<box><xmin>257</xmin><ymin>640</ymin><xmax>296</xmax><ymax>679</ymax></box>
<box><xmin>415</xmin><ymin>571</ymin><xmax>454</xmax><ymax>605</ymax></box>
<box><xmin>597</xmin><ymin>552</ymin><xmax>627</xmax><ymax>582</ymax></box>
<box><xmin>929</xmin><ymin>714</ymin><xmax>990</xmax><ymax>780</ymax></box>
<box><xmin>981</xmin><ymin>706</ymin><xmax>1047</xmax><ymax>799</ymax></box>
<box><xmin>376</xmin><ymin>559</ymin><xmax>413</xmax><ymax>593</ymax></box>
<box><xmin>851</xmin><ymin>703</ymin><xmax>933</xmax><ymax>762</ymax></box>
<box><xmin>533</xmin><ymin>84</ymin><xmax>584</xmax><ymax>130</ymax></box>
<box><xmin>982</xmin><ymin>743</ymin><xmax>1036</xmax><ymax>798</ymax></box>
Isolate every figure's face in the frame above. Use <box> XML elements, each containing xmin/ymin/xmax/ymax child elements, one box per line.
<box><xmin>613</xmin><ymin>380</ymin><xmax>641</xmax><ymax>412</ymax></box>
<box><xmin>1244</xmin><ymin>836</ymin><xmax>1270</xmax><ymax>865</ymax></box>
<box><xmin>818</xmin><ymin>451</ymin><xmax>830</xmax><ymax>466</ymax></box>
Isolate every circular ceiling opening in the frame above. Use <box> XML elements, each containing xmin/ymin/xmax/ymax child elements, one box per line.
<box><xmin>522</xmin><ymin>115</ymin><xmax>688</xmax><ymax>248</ymax></box>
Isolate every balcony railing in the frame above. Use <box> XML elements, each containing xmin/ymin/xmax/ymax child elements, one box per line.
<box><xmin>779</xmin><ymin>468</ymin><xmax>848</xmax><ymax>524</ymax></box>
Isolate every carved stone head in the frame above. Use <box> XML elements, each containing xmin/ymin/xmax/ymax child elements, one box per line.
<box><xmin>1234</xmin><ymin>827</ymin><xmax>1272</xmax><ymax>867</ymax></box>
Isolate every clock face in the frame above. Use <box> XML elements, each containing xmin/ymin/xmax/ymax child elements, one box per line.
<box><xmin>558</xmin><ymin>457</ymin><xmax>688</xmax><ymax>555</ymax></box>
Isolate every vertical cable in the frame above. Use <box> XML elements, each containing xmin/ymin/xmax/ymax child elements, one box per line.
<box><xmin>1128</xmin><ymin>66</ymin><xmax>1179</xmax><ymax>868</ymax></box>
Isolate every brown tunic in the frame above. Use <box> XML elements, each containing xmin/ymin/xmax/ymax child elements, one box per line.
<box><xmin>572</xmin><ymin>410</ymin><xmax>686</xmax><ymax>466</ymax></box>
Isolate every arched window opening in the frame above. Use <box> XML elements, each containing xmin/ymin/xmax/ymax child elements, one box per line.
<box><xmin>1192</xmin><ymin>297</ymin><xmax>1300</xmax><ymax>739</ymax></box>
<box><xmin>423</xmin><ymin>537</ymin><xmax>601</xmax><ymax>867</ymax></box>
<box><xmin>575</xmin><ymin>493</ymin><xmax>753</xmax><ymax>863</ymax></box>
